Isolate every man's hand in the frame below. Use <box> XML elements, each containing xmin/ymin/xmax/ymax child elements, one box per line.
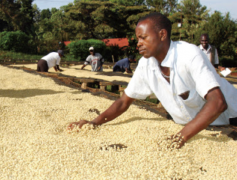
<box><xmin>167</xmin><ymin>133</ymin><xmax>186</xmax><ymax>149</ymax></box>
<box><xmin>67</xmin><ymin>93</ymin><xmax>134</xmax><ymax>134</ymax></box>
<box><xmin>67</xmin><ymin>120</ymin><xmax>95</xmax><ymax>131</ymax></box>
<box><xmin>178</xmin><ymin>87</ymin><xmax>227</xmax><ymax>143</ymax></box>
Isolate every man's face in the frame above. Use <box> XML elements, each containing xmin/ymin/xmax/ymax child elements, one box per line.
<box><xmin>200</xmin><ymin>35</ymin><xmax>209</xmax><ymax>50</ymax></box>
<box><xmin>90</xmin><ymin>50</ymin><xmax>94</xmax><ymax>55</ymax></box>
<box><xmin>58</xmin><ymin>53</ymin><xmax>63</xmax><ymax>58</ymax></box>
<box><xmin>135</xmin><ymin>19</ymin><xmax>162</xmax><ymax>59</ymax></box>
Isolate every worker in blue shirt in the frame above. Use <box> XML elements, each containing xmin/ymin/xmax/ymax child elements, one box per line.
<box><xmin>113</xmin><ymin>55</ymin><xmax>136</xmax><ymax>73</ymax></box>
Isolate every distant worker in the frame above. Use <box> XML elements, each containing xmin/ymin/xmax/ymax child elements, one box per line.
<box><xmin>199</xmin><ymin>34</ymin><xmax>219</xmax><ymax>68</ymax></box>
<box><xmin>113</xmin><ymin>55</ymin><xmax>136</xmax><ymax>73</ymax></box>
<box><xmin>37</xmin><ymin>50</ymin><xmax>64</xmax><ymax>72</ymax></box>
<box><xmin>81</xmin><ymin>47</ymin><xmax>104</xmax><ymax>72</ymax></box>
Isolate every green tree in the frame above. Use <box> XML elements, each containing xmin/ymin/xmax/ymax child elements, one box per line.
<box><xmin>32</xmin><ymin>4</ymin><xmax>41</xmax><ymax>23</ymax></box>
<box><xmin>146</xmin><ymin>0</ymin><xmax>177</xmax><ymax>15</ymax></box>
<box><xmin>194</xmin><ymin>11</ymin><xmax>237</xmax><ymax>59</ymax></box>
<box><xmin>0</xmin><ymin>0</ymin><xmax>22</xmax><ymax>31</ymax></box>
<box><xmin>0</xmin><ymin>0</ymin><xmax>35</xmax><ymax>35</ymax></box>
<box><xmin>64</xmin><ymin>1</ymin><xmax>150</xmax><ymax>40</ymax></box>
<box><xmin>169</xmin><ymin>0</ymin><xmax>209</xmax><ymax>42</ymax></box>
<box><xmin>40</xmin><ymin>9</ymin><xmax>52</xmax><ymax>19</ymax></box>
<box><xmin>77</xmin><ymin>0</ymin><xmax>145</xmax><ymax>6</ymax></box>
<box><xmin>109</xmin><ymin>0</ymin><xmax>145</xmax><ymax>6</ymax></box>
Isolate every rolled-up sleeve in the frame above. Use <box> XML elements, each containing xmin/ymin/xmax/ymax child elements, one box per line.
<box><xmin>125</xmin><ymin>66</ymin><xmax>153</xmax><ymax>100</ymax></box>
<box><xmin>188</xmin><ymin>52</ymin><xmax>220</xmax><ymax>99</ymax></box>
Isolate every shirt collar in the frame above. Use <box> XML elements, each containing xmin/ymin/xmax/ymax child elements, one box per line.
<box><xmin>160</xmin><ymin>40</ymin><xmax>175</xmax><ymax>68</ymax></box>
<box><xmin>148</xmin><ymin>40</ymin><xmax>175</xmax><ymax>70</ymax></box>
<box><xmin>200</xmin><ymin>44</ymin><xmax>211</xmax><ymax>52</ymax></box>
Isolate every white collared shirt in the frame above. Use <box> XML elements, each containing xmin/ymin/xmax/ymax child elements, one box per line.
<box><xmin>125</xmin><ymin>41</ymin><xmax>237</xmax><ymax>125</ymax></box>
<box><xmin>199</xmin><ymin>44</ymin><xmax>219</xmax><ymax>64</ymax></box>
<box><xmin>41</xmin><ymin>52</ymin><xmax>61</xmax><ymax>68</ymax></box>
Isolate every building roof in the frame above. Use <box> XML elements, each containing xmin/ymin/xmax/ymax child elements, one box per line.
<box><xmin>101</xmin><ymin>38</ymin><xmax>129</xmax><ymax>48</ymax></box>
<box><xmin>64</xmin><ymin>38</ymin><xmax>129</xmax><ymax>48</ymax></box>
<box><xmin>64</xmin><ymin>41</ymin><xmax>71</xmax><ymax>46</ymax></box>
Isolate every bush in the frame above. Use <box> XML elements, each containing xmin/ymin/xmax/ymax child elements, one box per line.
<box><xmin>67</xmin><ymin>39</ymin><xmax>107</xmax><ymax>61</ymax></box>
<box><xmin>0</xmin><ymin>31</ymin><xmax>33</xmax><ymax>53</ymax></box>
<box><xmin>220</xmin><ymin>56</ymin><xmax>237</xmax><ymax>67</ymax></box>
<box><xmin>103</xmin><ymin>45</ymin><xmax>127</xmax><ymax>62</ymax></box>
<box><xmin>67</xmin><ymin>38</ymin><xmax>139</xmax><ymax>62</ymax></box>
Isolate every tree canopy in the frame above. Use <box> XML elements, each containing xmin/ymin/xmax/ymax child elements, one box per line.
<box><xmin>0</xmin><ymin>0</ymin><xmax>236</xmax><ymax>64</ymax></box>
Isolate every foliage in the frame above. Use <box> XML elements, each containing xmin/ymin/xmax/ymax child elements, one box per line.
<box><xmin>0</xmin><ymin>0</ymin><xmax>236</xmax><ymax>64</ymax></box>
<box><xmin>169</xmin><ymin>0</ymin><xmax>209</xmax><ymax>42</ymax></box>
<box><xmin>109</xmin><ymin>0</ymin><xmax>145</xmax><ymax>6</ymax></box>
<box><xmin>194</xmin><ymin>12</ymin><xmax>237</xmax><ymax>57</ymax></box>
<box><xmin>0</xmin><ymin>50</ymin><xmax>42</xmax><ymax>61</ymax></box>
<box><xmin>103</xmin><ymin>44</ymin><xmax>129</xmax><ymax>62</ymax></box>
<box><xmin>219</xmin><ymin>56</ymin><xmax>237</xmax><ymax>67</ymax></box>
<box><xmin>67</xmin><ymin>39</ymin><xmax>106</xmax><ymax>61</ymax></box>
<box><xmin>0</xmin><ymin>0</ymin><xmax>35</xmax><ymax>35</ymax></box>
<box><xmin>63</xmin><ymin>1</ymin><xmax>150</xmax><ymax>40</ymax></box>
<box><xmin>40</xmin><ymin>9</ymin><xmax>52</xmax><ymax>20</ymax></box>
<box><xmin>79</xmin><ymin>0</ymin><xmax>145</xmax><ymax>6</ymax></box>
<box><xmin>0</xmin><ymin>31</ymin><xmax>34</xmax><ymax>53</ymax></box>
<box><xmin>146</xmin><ymin>0</ymin><xmax>177</xmax><ymax>15</ymax></box>
<box><xmin>35</xmin><ymin>7</ymin><xmax>69</xmax><ymax>54</ymax></box>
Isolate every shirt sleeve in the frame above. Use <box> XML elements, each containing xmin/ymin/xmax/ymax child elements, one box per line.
<box><xmin>56</xmin><ymin>57</ymin><xmax>61</xmax><ymax>65</ymax></box>
<box><xmin>125</xmin><ymin>65</ymin><xmax>153</xmax><ymax>99</ymax></box>
<box><xmin>85</xmin><ymin>55</ymin><xmax>91</xmax><ymax>65</ymax></box>
<box><xmin>187</xmin><ymin>52</ymin><xmax>220</xmax><ymax>98</ymax></box>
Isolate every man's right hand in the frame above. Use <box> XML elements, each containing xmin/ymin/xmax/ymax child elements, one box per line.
<box><xmin>67</xmin><ymin>120</ymin><xmax>93</xmax><ymax>131</ymax></box>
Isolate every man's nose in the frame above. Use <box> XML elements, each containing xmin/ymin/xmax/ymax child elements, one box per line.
<box><xmin>137</xmin><ymin>40</ymin><xmax>142</xmax><ymax>47</ymax></box>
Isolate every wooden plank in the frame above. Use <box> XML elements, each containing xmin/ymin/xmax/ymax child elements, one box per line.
<box><xmin>99</xmin><ymin>81</ymin><xmax>114</xmax><ymax>86</ymax></box>
<box><xmin>79</xmin><ymin>78</ymin><xmax>97</xmax><ymax>83</ymax></box>
<box><xmin>112</xmin><ymin>81</ymin><xmax>128</xmax><ymax>86</ymax></box>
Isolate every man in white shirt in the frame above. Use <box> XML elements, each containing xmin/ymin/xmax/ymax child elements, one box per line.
<box><xmin>81</xmin><ymin>47</ymin><xmax>104</xmax><ymax>72</ymax></box>
<box><xmin>37</xmin><ymin>50</ymin><xmax>64</xmax><ymax>72</ymax></box>
<box><xmin>199</xmin><ymin>34</ymin><xmax>219</xmax><ymax>68</ymax></box>
<box><xmin>68</xmin><ymin>13</ymin><xmax>237</xmax><ymax>148</ymax></box>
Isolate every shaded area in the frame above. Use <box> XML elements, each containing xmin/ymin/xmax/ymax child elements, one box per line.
<box><xmin>108</xmin><ymin>116</ymin><xmax>167</xmax><ymax>126</ymax></box>
<box><xmin>206</xmin><ymin>125</ymin><xmax>237</xmax><ymax>140</ymax></box>
<box><xmin>96</xmin><ymin>71</ymin><xmax>133</xmax><ymax>78</ymax></box>
<box><xmin>0</xmin><ymin>89</ymin><xmax>63</xmax><ymax>98</ymax></box>
<box><xmin>74</xmin><ymin>68</ymin><xmax>91</xmax><ymax>72</ymax></box>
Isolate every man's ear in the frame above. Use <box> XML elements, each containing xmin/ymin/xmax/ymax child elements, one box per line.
<box><xmin>159</xmin><ymin>29</ymin><xmax>167</xmax><ymax>41</ymax></box>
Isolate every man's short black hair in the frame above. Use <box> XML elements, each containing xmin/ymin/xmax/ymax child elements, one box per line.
<box><xmin>200</xmin><ymin>33</ymin><xmax>209</xmax><ymax>40</ymax></box>
<box><xmin>137</xmin><ymin>12</ymin><xmax>172</xmax><ymax>39</ymax></box>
